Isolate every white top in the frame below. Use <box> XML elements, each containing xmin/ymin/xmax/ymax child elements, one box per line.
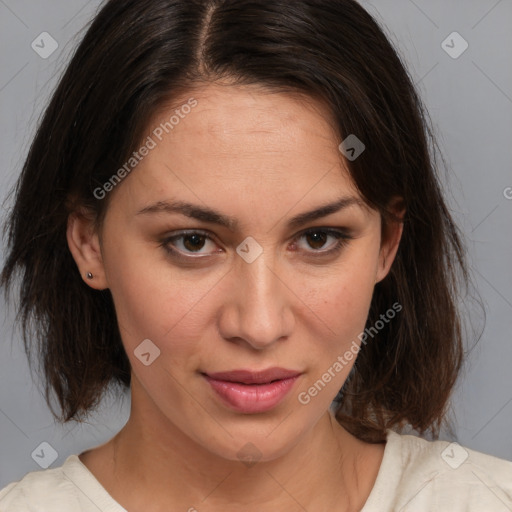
<box><xmin>1</xmin><ymin>430</ymin><xmax>512</xmax><ymax>511</ymax></box>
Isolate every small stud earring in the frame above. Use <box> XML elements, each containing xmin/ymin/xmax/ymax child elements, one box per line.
<box><xmin>86</xmin><ymin>272</ymin><xmax>93</xmax><ymax>279</ymax></box>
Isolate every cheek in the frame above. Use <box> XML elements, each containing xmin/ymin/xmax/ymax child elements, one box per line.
<box><xmin>304</xmin><ymin>252</ymin><xmax>378</xmax><ymax>344</ymax></box>
<box><xmin>304</xmin><ymin>279</ymin><xmax>373</xmax><ymax>393</ymax></box>
<box><xmin>101</xmin><ymin>232</ymin><xmax>222</xmax><ymax>357</ymax></box>
<box><xmin>293</xmin><ymin>263</ymin><xmax>376</xmax><ymax>409</ymax></box>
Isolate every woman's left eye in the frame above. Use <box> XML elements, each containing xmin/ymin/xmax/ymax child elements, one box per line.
<box><xmin>292</xmin><ymin>228</ymin><xmax>351</xmax><ymax>255</ymax></box>
<box><xmin>161</xmin><ymin>228</ymin><xmax>351</xmax><ymax>260</ymax></box>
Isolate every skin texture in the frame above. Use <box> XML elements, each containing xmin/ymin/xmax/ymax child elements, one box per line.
<box><xmin>67</xmin><ymin>83</ymin><xmax>403</xmax><ymax>511</ymax></box>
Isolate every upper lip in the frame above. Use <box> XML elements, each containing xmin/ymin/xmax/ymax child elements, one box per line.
<box><xmin>204</xmin><ymin>368</ymin><xmax>301</xmax><ymax>384</ymax></box>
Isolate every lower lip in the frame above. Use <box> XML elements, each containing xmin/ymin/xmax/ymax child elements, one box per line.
<box><xmin>204</xmin><ymin>375</ymin><xmax>300</xmax><ymax>413</ymax></box>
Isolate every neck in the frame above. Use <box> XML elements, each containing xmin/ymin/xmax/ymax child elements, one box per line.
<box><xmin>91</xmin><ymin>386</ymin><xmax>384</xmax><ymax>511</ymax></box>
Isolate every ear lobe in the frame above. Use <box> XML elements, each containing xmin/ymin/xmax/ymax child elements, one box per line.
<box><xmin>66</xmin><ymin>212</ymin><xmax>109</xmax><ymax>290</ymax></box>
<box><xmin>375</xmin><ymin>199</ymin><xmax>405</xmax><ymax>284</ymax></box>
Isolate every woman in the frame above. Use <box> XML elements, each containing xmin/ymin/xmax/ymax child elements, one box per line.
<box><xmin>1</xmin><ymin>0</ymin><xmax>511</xmax><ymax>510</ymax></box>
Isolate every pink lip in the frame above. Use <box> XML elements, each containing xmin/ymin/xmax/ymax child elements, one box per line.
<box><xmin>203</xmin><ymin>368</ymin><xmax>301</xmax><ymax>413</ymax></box>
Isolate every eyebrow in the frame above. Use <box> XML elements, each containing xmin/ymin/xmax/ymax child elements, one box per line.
<box><xmin>136</xmin><ymin>196</ymin><xmax>364</xmax><ymax>231</ymax></box>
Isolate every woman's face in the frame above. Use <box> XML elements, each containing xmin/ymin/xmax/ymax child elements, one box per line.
<box><xmin>77</xmin><ymin>83</ymin><xmax>401</xmax><ymax>461</ymax></box>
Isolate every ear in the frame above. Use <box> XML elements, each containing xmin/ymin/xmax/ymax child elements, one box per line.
<box><xmin>67</xmin><ymin>210</ymin><xmax>109</xmax><ymax>290</ymax></box>
<box><xmin>375</xmin><ymin>197</ymin><xmax>405</xmax><ymax>284</ymax></box>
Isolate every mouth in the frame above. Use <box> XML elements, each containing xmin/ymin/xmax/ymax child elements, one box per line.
<box><xmin>202</xmin><ymin>368</ymin><xmax>302</xmax><ymax>413</ymax></box>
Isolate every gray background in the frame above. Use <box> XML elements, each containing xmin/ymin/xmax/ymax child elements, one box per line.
<box><xmin>0</xmin><ymin>0</ymin><xmax>511</xmax><ymax>489</ymax></box>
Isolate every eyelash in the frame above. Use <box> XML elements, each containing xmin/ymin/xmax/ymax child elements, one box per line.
<box><xmin>160</xmin><ymin>228</ymin><xmax>352</xmax><ymax>263</ymax></box>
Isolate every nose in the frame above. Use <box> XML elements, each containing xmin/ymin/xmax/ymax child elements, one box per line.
<box><xmin>217</xmin><ymin>248</ymin><xmax>295</xmax><ymax>350</ymax></box>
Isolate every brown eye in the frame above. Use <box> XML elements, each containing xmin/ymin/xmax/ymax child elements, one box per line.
<box><xmin>182</xmin><ymin>233</ymin><xmax>207</xmax><ymax>252</ymax></box>
<box><xmin>305</xmin><ymin>231</ymin><xmax>329</xmax><ymax>250</ymax></box>
<box><xmin>294</xmin><ymin>228</ymin><xmax>351</xmax><ymax>255</ymax></box>
<box><xmin>162</xmin><ymin>230</ymin><xmax>220</xmax><ymax>257</ymax></box>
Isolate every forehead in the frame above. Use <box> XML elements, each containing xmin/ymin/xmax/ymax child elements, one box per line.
<box><xmin>145</xmin><ymin>84</ymin><xmax>353</xmax><ymax>175</ymax></box>
<box><xmin>174</xmin><ymin>83</ymin><xmax>336</xmax><ymax>140</ymax></box>
<box><xmin>112</xmin><ymin>83</ymin><xmax>365</xmax><ymax>222</ymax></box>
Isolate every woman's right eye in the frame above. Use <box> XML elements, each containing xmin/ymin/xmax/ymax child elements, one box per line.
<box><xmin>161</xmin><ymin>231</ymin><xmax>221</xmax><ymax>258</ymax></box>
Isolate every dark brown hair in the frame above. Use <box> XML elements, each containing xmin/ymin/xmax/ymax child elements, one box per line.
<box><xmin>1</xmin><ymin>0</ymin><xmax>472</xmax><ymax>442</ymax></box>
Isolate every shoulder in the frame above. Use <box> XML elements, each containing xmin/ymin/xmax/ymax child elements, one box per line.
<box><xmin>0</xmin><ymin>456</ymin><xmax>80</xmax><ymax>511</ymax></box>
<box><xmin>393</xmin><ymin>428</ymin><xmax>512</xmax><ymax>474</ymax></box>
<box><xmin>363</xmin><ymin>429</ymin><xmax>512</xmax><ymax>512</ymax></box>
<box><xmin>0</xmin><ymin>454</ymin><xmax>126</xmax><ymax>512</ymax></box>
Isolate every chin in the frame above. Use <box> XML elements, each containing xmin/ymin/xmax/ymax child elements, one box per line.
<box><xmin>192</xmin><ymin>414</ymin><xmax>314</xmax><ymax>465</ymax></box>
